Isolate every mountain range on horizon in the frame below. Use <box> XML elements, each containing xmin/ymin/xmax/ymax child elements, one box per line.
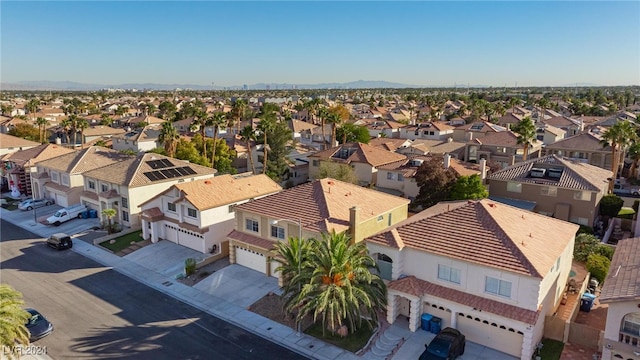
<box><xmin>0</xmin><ymin>80</ymin><xmax>607</xmax><ymax>91</ymax></box>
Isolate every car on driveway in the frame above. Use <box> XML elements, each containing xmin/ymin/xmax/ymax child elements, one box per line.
<box><xmin>18</xmin><ymin>198</ymin><xmax>53</xmax><ymax>211</ymax></box>
<box><xmin>47</xmin><ymin>233</ymin><xmax>73</xmax><ymax>250</ymax></box>
<box><xmin>25</xmin><ymin>308</ymin><xmax>54</xmax><ymax>342</ymax></box>
<box><xmin>420</xmin><ymin>327</ymin><xmax>466</xmax><ymax>360</ymax></box>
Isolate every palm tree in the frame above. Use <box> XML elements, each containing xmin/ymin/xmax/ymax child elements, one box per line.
<box><xmin>60</xmin><ymin>118</ymin><xmax>71</xmax><ymax>146</ymax></box>
<box><xmin>0</xmin><ymin>284</ymin><xmax>31</xmax><ymax>356</ymax></box>
<box><xmin>239</xmin><ymin>125</ymin><xmax>257</xmax><ymax>174</ymax></box>
<box><xmin>601</xmin><ymin>121</ymin><xmax>638</xmax><ymax>192</ymax></box>
<box><xmin>1</xmin><ymin>104</ymin><xmax>14</xmax><ymax>116</ymax></box>
<box><xmin>285</xmin><ymin>231</ymin><xmax>386</xmax><ymax>335</ymax></box>
<box><xmin>102</xmin><ymin>208</ymin><xmax>117</xmax><ymax>234</ymax></box>
<box><xmin>508</xmin><ymin>97</ymin><xmax>519</xmax><ymax>113</ymax></box>
<box><xmin>256</xmin><ymin>115</ymin><xmax>275</xmax><ymax>174</ymax></box>
<box><xmin>190</xmin><ymin>109</ymin><xmax>210</xmax><ymax>159</ymax></box>
<box><xmin>627</xmin><ymin>141</ymin><xmax>640</xmax><ymax>180</ymax></box>
<box><xmin>100</xmin><ymin>113</ymin><xmax>114</xmax><ymax>126</ymax></box>
<box><xmin>209</xmin><ymin>112</ymin><xmax>227</xmax><ymax>169</ymax></box>
<box><xmin>232</xmin><ymin>99</ymin><xmax>248</xmax><ymax>134</ymax></box>
<box><xmin>326</xmin><ymin>113</ymin><xmax>341</xmax><ymax>148</ymax></box>
<box><xmin>318</xmin><ymin>107</ymin><xmax>330</xmax><ymax>150</ymax></box>
<box><xmin>76</xmin><ymin>118</ymin><xmax>89</xmax><ymax>149</ymax></box>
<box><xmin>68</xmin><ymin>114</ymin><xmax>79</xmax><ymax>147</ymax></box>
<box><xmin>35</xmin><ymin>117</ymin><xmax>49</xmax><ymax>143</ymax></box>
<box><xmin>514</xmin><ymin>116</ymin><xmax>537</xmax><ymax>161</ymax></box>
<box><xmin>159</xmin><ymin>121</ymin><xmax>180</xmax><ymax>157</ymax></box>
<box><xmin>271</xmin><ymin>236</ymin><xmax>312</xmax><ymax>295</ymax></box>
<box><xmin>25</xmin><ymin>98</ymin><xmax>40</xmax><ymax>121</ymax></box>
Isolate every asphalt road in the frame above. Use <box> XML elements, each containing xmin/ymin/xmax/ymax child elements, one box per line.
<box><xmin>0</xmin><ymin>220</ymin><xmax>306</xmax><ymax>360</ymax></box>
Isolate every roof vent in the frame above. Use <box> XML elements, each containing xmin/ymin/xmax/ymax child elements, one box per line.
<box><xmin>204</xmin><ymin>180</ymin><xmax>212</xmax><ymax>185</ymax></box>
<box><xmin>327</xmin><ymin>180</ymin><xmax>335</xmax><ymax>185</ymax></box>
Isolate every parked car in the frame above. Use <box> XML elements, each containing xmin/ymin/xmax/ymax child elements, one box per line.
<box><xmin>18</xmin><ymin>198</ymin><xmax>53</xmax><ymax>211</ymax></box>
<box><xmin>419</xmin><ymin>327</ymin><xmax>466</xmax><ymax>360</ymax></box>
<box><xmin>25</xmin><ymin>308</ymin><xmax>54</xmax><ymax>342</ymax></box>
<box><xmin>46</xmin><ymin>204</ymin><xmax>87</xmax><ymax>226</ymax></box>
<box><xmin>613</xmin><ymin>184</ymin><xmax>640</xmax><ymax>197</ymax></box>
<box><xmin>47</xmin><ymin>233</ymin><xmax>73</xmax><ymax>250</ymax></box>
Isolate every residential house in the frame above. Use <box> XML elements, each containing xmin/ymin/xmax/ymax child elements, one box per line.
<box><xmin>365</xmin><ymin>199</ymin><xmax>579</xmax><ymax>359</ymax></box>
<box><xmin>298</xmin><ymin>123</ymin><xmax>335</xmax><ymax>150</ymax></box>
<box><xmin>535</xmin><ymin>124</ymin><xmax>566</xmax><ymax>145</ymax></box>
<box><xmin>289</xmin><ymin>119</ymin><xmax>318</xmax><ymax>142</ymax></box>
<box><xmin>32</xmin><ymin>146</ymin><xmax>131</xmax><ymax>207</ymax></box>
<box><xmin>80</xmin><ymin>153</ymin><xmax>216</xmax><ymax>228</ymax></box>
<box><xmin>308</xmin><ymin>142</ymin><xmax>407</xmax><ymax>186</ymax></box>
<box><xmin>495</xmin><ymin>112</ymin><xmax>525</xmax><ymax>130</ymax></box>
<box><xmin>542</xmin><ymin>116</ymin><xmax>583</xmax><ymax>136</ymax></box>
<box><xmin>227</xmin><ymin>178</ymin><xmax>410</xmax><ymax>277</ymax></box>
<box><xmin>399</xmin><ymin>122</ymin><xmax>455</xmax><ymax>141</ymax></box>
<box><xmin>368</xmin><ymin>138</ymin><xmax>413</xmax><ymax>153</ymax></box>
<box><xmin>359</xmin><ymin>118</ymin><xmax>404</xmax><ymax>139</ymax></box>
<box><xmin>487</xmin><ymin>154</ymin><xmax>612</xmax><ymax>226</ymax></box>
<box><xmin>1</xmin><ymin>143</ymin><xmax>75</xmax><ymax>197</ymax></box>
<box><xmin>139</xmin><ymin>174</ymin><xmax>281</xmax><ymax>254</ymax></box>
<box><xmin>543</xmin><ymin>129</ymin><xmax>613</xmax><ymax>170</ymax></box>
<box><xmin>112</xmin><ymin>124</ymin><xmax>162</xmax><ymax>153</ymax></box>
<box><xmin>396</xmin><ymin>139</ymin><xmax>467</xmax><ymax>159</ymax></box>
<box><xmin>465</xmin><ymin>131</ymin><xmax>543</xmax><ymax>168</ymax></box>
<box><xmin>451</xmin><ymin>121</ymin><xmax>508</xmax><ymax>142</ymax></box>
<box><xmin>0</xmin><ymin>133</ymin><xmax>40</xmax><ymax>156</ymax></box>
<box><xmin>599</xmin><ymin>237</ymin><xmax>640</xmax><ymax>360</ymax></box>
<box><xmin>121</xmin><ymin>115</ymin><xmax>165</xmax><ymax>128</ymax></box>
<box><xmin>80</xmin><ymin>126</ymin><xmax>126</xmax><ymax>146</ymax></box>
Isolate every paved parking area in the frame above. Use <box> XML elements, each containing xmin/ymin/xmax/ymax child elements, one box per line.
<box><xmin>122</xmin><ymin>239</ymin><xmax>211</xmax><ymax>277</ymax></box>
<box><xmin>0</xmin><ymin>205</ymin><xmax>100</xmax><ymax>238</ymax></box>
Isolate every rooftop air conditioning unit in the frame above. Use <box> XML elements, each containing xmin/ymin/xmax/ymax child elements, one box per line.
<box><xmin>530</xmin><ymin>168</ymin><xmax>546</xmax><ymax>178</ymax></box>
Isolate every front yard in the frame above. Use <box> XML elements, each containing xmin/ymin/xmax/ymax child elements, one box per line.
<box><xmin>99</xmin><ymin>230</ymin><xmax>144</xmax><ymax>252</ymax></box>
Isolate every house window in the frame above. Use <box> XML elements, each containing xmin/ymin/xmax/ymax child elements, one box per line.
<box><xmin>540</xmin><ymin>186</ymin><xmax>557</xmax><ymax>197</ymax></box>
<box><xmin>51</xmin><ymin>172</ymin><xmax>59</xmax><ymax>182</ymax></box>
<box><xmin>485</xmin><ymin>277</ymin><xmax>512</xmax><ymax>298</ymax></box>
<box><xmin>312</xmin><ymin>160</ymin><xmax>319</xmax><ymax>167</ymax></box>
<box><xmin>507</xmin><ymin>182</ymin><xmax>522</xmax><ymax>193</ymax></box>
<box><xmin>621</xmin><ymin>313</ymin><xmax>640</xmax><ymax>335</ymax></box>
<box><xmin>270</xmin><ymin>225</ymin><xmax>285</xmax><ymax>240</ymax></box>
<box><xmin>88</xmin><ymin>180</ymin><xmax>95</xmax><ymax>190</ymax></box>
<box><xmin>121</xmin><ymin>197</ymin><xmax>128</xmax><ymax>209</ymax></box>
<box><xmin>187</xmin><ymin>208</ymin><xmax>197</xmax><ymax>218</ymax></box>
<box><xmin>61</xmin><ymin>174</ymin><xmax>69</xmax><ymax>186</ymax></box>
<box><xmin>167</xmin><ymin>202</ymin><xmax>176</xmax><ymax>212</ymax></box>
<box><xmin>496</xmin><ymin>147</ymin><xmax>507</xmax><ymax>153</ymax></box>
<box><xmin>245</xmin><ymin>218</ymin><xmax>259</xmax><ymax>233</ymax></box>
<box><xmin>101</xmin><ymin>184</ymin><xmax>108</xmax><ymax>192</ymax></box>
<box><xmin>574</xmin><ymin>191</ymin><xmax>590</xmax><ymax>201</ymax></box>
<box><xmin>122</xmin><ymin>211</ymin><xmax>129</xmax><ymax>222</ymax></box>
<box><xmin>387</xmin><ymin>172</ymin><xmax>396</xmax><ymax>180</ymax></box>
<box><xmin>438</xmin><ymin>265</ymin><xmax>461</xmax><ymax>284</ymax></box>
<box><xmin>398</xmin><ymin>174</ymin><xmax>404</xmax><ymax>182</ymax></box>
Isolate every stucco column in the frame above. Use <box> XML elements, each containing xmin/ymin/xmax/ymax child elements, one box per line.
<box><xmin>386</xmin><ymin>293</ymin><xmax>399</xmax><ymax>325</ymax></box>
<box><xmin>142</xmin><ymin>219</ymin><xmax>149</xmax><ymax>240</ymax></box>
<box><xmin>229</xmin><ymin>242</ymin><xmax>237</xmax><ymax>264</ymax></box>
<box><xmin>450</xmin><ymin>310</ymin><xmax>457</xmax><ymax>328</ymax></box>
<box><xmin>409</xmin><ymin>296</ymin><xmax>421</xmax><ymax>332</ymax></box>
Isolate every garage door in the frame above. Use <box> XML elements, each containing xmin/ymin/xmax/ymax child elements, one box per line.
<box><xmin>423</xmin><ymin>303</ymin><xmax>451</xmax><ymax>329</ymax></box>
<box><xmin>269</xmin><ymin>258</ymin><xmax>280</xmax><ymax>279</ymax></box>
<box><xmin>177</xmin><ymin>228</ymin><xmax>203</xmax><ymax>253</ymax></box>
<box><xmin>235</xmin><ymin>247</ymin><xmax>266</xmax><ymax>274</ymax></box>
<box><xmin>54</xmin><ymin>193</ymin><xmax>68</xmax><ymax>207</ymax></box>
<box><xmin>164</xmin><ymin>224</ymin><xmax>177</xmax><ymax>242</ymax></box>
<box><xmin>457</xmin><ymin>314</ymin><xmax>523</xmax><ymax>358</ymax></box>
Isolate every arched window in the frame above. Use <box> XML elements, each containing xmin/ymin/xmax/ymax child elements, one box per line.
<box><xmin>621</xmin><ymin>312</ymin><xmax>640</xmax><ymax>335</ymax></box>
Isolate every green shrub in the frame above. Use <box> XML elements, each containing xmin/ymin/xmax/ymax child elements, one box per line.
<box><xmin>577</xmin><ymin>225</ymin><xmax>593</xmax><ymax>235</ymax></box>
<box><xmin>595</xmin><ymin>244</ymin><xmax>615</xmax><ymax>261</ymax></box>
<box><xmin>185</xmin><ymin>258</ymin><xmax>197</xmax><ymax>276</ymax></box>
<box><xmin>586</xmin><ymin>253</ymin><xmax>610</xmax><ymax>283</ymax></box>
<box><xmin>600</xmin><ymin>195</ymin><xmax>624</xmax><ymax>218</ymax></box>
<box><xmin>574</xmin><ymin>233</ymin><xmax>600</xmax><ymax>262</ymax></box>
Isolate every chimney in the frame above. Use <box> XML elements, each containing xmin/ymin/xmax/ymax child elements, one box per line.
<box><xmin>444</xmin><ymin>154</ymin><xmax>451</xmax><ymax>169</ymax></box>
<box><xmin>349</xmin><ymin>206</ymin><xmax>361</xmax><ymax>244</ymax></box>
<box><xmin>467</xmin><ymin>132</ymin><xmax>473</xmax><ymax>141</ymax></box>
<box><xmin>479</xmin><ymin>158</ymin><xmax>487</xmax><ymax>180</ymax></box>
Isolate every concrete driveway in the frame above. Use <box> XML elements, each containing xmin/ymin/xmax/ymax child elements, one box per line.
<box><xmin>0</xmin><ymin>205</ymin><xmax>100</xmax><ymax>239</ymax></box>
<box><xmin>123</xmin><ymin>240</ymin><xmax>211</xmax><ymax>277</ymax></box>
<box><xmin>194</xmin><ymin>265</ymin><xmax>281</xmax><ymax>308</ymax></box>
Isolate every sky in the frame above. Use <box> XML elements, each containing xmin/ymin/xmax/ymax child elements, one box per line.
<box><xmin>1</xmin><ymin>1</ymin><xmax>639</xmax><ymax>87</ymax></box>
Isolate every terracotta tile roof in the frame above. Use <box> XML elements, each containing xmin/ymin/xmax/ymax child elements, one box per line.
<box><xmin>37</xmin><ymin>146</ymin><xmax>132</xmax><ymax>174</ymax></box>
<box><xmin>80</xmin><ymin>190</ymin><xmax>98</xmax><ymax>201</ymax></box>
<box><xmin>488</xmin><ymin>154</ymin><xmax>612</xmax><ymax>192</ymax></box>
<box><xmin>599</xmin><ymin>237</ymin><xmax>640</xmax><ymax>303</ymax></box>
<box><xmin>543</xmin><ymin>116</ymin><xmax>581</xmax><ymax>128</ymax></box>
<box><xmin>289</xmin><ymin>119</ymin><xmax>317</xmax><ymax>133</ymax></box>
<box><xmin>173</xmin><ymin>174</ymin><xmax>282</xmax><ymax>211</ymax></box>
<box><xmin>82</xmin><ymin>126</ymin><xmax>127</xmax><ymax>137</ymax></box>
<box><xmin>388</xmin><ymin>276</ymin><xmax>539</xmax><ymax>325</ymax></box>
<box><xmin>367</xmin><ymin>199</ymin><xmax>578</xmax><ymax>277</ymax></box>
<box><xmin>44</xmin><ymin>181</ymin><xmax>70</xmax><ymax>193</ymax></box>
<box><xmin>544</xmin><ymin>132</ymin><xmax>609</xmax><ymax>152</ymax></box>
<box><xmin>83</xmin><ymin>152</ymin><xmax>216</xmax><ymax>188</ymax></box>
<box><xmin>0</xmin><ymin>133</ymin><xmax>40</xmax><ymax>149</ymax></box>
<box><xmin>140</xmin><ymin>207</ymin><xmax>164</xmax><ymax>222</ymax></box>
<box><xmin>236</xmin><ymin>178</ymin><xmax>409</xmax><ymax>234</ymax></box>
<box><xmin>310</xmin><ymin>142</ymin><xmax>407</xmax><ymax>167</ymax></box>
<box><xmin>474</xmin><ymin>130</ymin><xmax>541</xmax><ymax>148</ymax></box>
<box><xmin>496</xmin><ymin>113</ymin><xmax>524</xmax><ymax>125</ymax></box>
<box><xmin>368</xmin><ymin>138</ymin><xmax>411</xmax><ymax>152</ymax></box>
<box><xmin>227</xmin><ymin>229</ymin><xmax>276</xmax><ymax>250</ymax></box>
<box><xmin>2</xmin><ymin>143</ymin><xmax>75</xmax><ymax>167</ymax></box>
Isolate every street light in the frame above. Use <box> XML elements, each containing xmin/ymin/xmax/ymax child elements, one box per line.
<box><xmin>270</xmin><ymin>217</ymin><xmax>302</xmax><ymax>336</ymax></box>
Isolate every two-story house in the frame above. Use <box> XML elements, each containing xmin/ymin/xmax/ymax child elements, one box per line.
<box><xmin>541</xmin><ymin>116</ymin><xmax>583</xmax><ymax>137</ymax></box>
<box><xmin>451</xmin><ymin>121</ymin><xmax>508</xmax><ymax>142</ymax></box>
<box><xmin>227</xmin><ymin>178</ymin><xmax>410</xmax><ymax>277</ymax></box>
<box><xmin>487</xmin><ymin>154</ymin><xmax>612</xmax><ymax>226</ymax></box>
<box><xmin>308</xmin><ymin>142</ymin><xmax>407</xmax><ymax>186</ymax></box>
<box><xmin>535</xmin><ymin>124</ymin><xmax>566</xmax><ymax>145</ymax></box>
<box><xmin>80</xmin><ymin>153</ymin><xmax>216</xmax><ymax>228</ymax></box>
<box><xmin>0</xmin><ymin>133</ymin><xmax>40</xmax><ymax>157</ymax></box>
<box><xmin>139</xmin><ymin>174</ymin><xmax>282</xmax><ymax>254</ymax></box>
<box><xmin>32</xmin><ymin>146</ymin><xmax>131</xmax><ymax>207</ymax></box>
<box><xmin>543</xmin><ymin>129</ymin><xmax>613</xmax><ymax>170</ymax></box>
<box><xmin>112</xmin><ymin>124</ymin><xmax>162</xmax><ymax>153</ymax></box>
<box><xmin>599</xmin><ymin>237</ymin><xmax>640</xmax><ymax>360</ymax></box>
<box><xmin>365</xmin><ymin>199</ymin><xmax>579</xmax><ymax>360</ymax></box>
<box><xmin>465</xmin><ymin>131</ymin><xmax>543</xmax><ymax>168</ymax></box>
<box><xmin>399</xmin><ymin>122</ymin><xmax>455</xmax><ymax>141</ymax></box>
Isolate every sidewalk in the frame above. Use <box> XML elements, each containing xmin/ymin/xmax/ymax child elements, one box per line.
<box><xmin>1</xmin><ymin>207</ymin><xmax>358</xmax><ymax>360</ymax></box>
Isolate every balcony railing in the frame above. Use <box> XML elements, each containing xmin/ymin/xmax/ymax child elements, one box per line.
<box><xmin>619</xmin><ymin>332</ymin><xmax>640</xmax><ymax>347</ymax></box>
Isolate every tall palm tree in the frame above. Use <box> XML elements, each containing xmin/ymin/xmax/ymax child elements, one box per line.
<box><xmin>286</xmin><ymin>231</ymin><xmax>386</xmax><ymax>335</ymax></box>
<box><xmin>100</xmin><ymin>113</ymin><xmax>114</xmax><ymax>126</ymax></box>
<box><xmin>271</xmin><ymin>236</ymin><xmax>312</xmax><ymax>296</ymax></box>
<box><xmin>60</xmin><ymin>118</ymin><xmax>71</xmax><ymax>147</ymax></box>
<box><xmin>0</xmin><ymin>284</ymin><xmax>31</xmax><ymax>355</ymax></box>
<box><xmin>209</xmin><ymin>112</ymin><xmax>227</xmax><ymax>169</ymax></box>
<box><xmin>256</xmin><ymin>115</ymin><xmax>275</xmax><ymax>174</ymax></box>
<box><xmin>601</xmin><ymin>121</ymin><xmax>638</xmax><ymax>192</ymax></box>
<box><xmin>189</xmin><ymin>109</ymin><xmax>210</xmax><ymax>159</ymax></box>
<box><xmin>232</xmin><ymin>99</ymin><xmax>248</xmax><ymax>134</ymax></box>
<box><xmin>318</xmin><ymin>107</ymin><xmax>330</xmax><ymax>150</ymax></box>
<box><xmin>76</xmin><ymin>118</ymin><xmax>89</xmax><ymax>149</ymax></box>
<box><xmin>627</xmin><ymin>141</ymin><xmax>640</xmax><ymax>180</ymax></box>
<box><xmin>68</xmin><ymin>114</ymin><xmax>80</xmax><ymax>147</ymax></box>
<box><xmin>325</xmin><ymin>113</ymin><xmax>341</xmax><ymax>148</ymax></box>
<box><xmin>25</xmin><ymin>98</ymin><xmax>40</xmax><ymax>121</ymax></box>
<box><xmin>159</xmin><ymin>121</ymin><xmax>180</xmax><ymax>157</ymax></box>
<box><xmin>35</xmin><ymin>117</ymin><xmax>49</xmax><ymax>143</ymax></box>
<box><xmin>514</xmin><ymin>116</ymin><xmax>537</xmax><ymax>161</ymax></box>
<box><xmin>239</xmin><ymin>125</ymin><xmax>257</xmax><ymax>174</ymax></box>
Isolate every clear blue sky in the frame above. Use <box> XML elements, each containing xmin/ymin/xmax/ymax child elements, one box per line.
<box><xmin>2</xmin><ymin>1</ymin><xmax>639</xmax><ymax>87</ymax></box>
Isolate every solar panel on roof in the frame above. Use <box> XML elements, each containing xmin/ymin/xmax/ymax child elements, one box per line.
<box><xmin>167</xmin><ymin>168</ymin><xmax>182</xmax><ymax>178</ymax></box>
<box><xmin>160</xmin><ymin>169</ymin><xmax>177</xmax><ymax>179</ymax></box>
<box><xmin>144</xmin><ymin>171</ymin><xmax>164</xmax><ymax>181</ymax></box>
<box><xmin>175</xmin><ymin>167</ymin><xmax>189</xmax><ymax>176</ymax></box>
<box><xmin>182</xmin><ymin>166</ymin><xmax>197</xmax><ymax>175</ymax></box>
<box><xmin>161</xmin><ymin>159</ymin><xmax>174</xmax><ymax>168</ymax></box>
<box><xmin>147</xmin><ymin>159</ymin><xmax>174</xmax><ymax>170</ymax></box>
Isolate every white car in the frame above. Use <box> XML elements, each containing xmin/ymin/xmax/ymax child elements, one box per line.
<box><xmin>18</xmin><ymin>198</ymin><xmax>54</xmax><ymax>211</ymax></box>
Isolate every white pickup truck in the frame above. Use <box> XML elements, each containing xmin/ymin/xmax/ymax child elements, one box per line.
<box><xmin>46</xmin><ymin>204</ymin><xmax>87</xmax><ymax>226</ymax></box>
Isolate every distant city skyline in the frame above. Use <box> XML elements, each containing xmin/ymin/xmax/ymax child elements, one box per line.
<box><xmin>2</xmin><ymin>1</ymin><xmax>639</xmax><ymax>87</ymax></box>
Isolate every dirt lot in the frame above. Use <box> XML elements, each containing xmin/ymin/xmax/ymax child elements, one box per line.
<box><xmin>176</xmin><ymin>258</ymin><xmax>230</xmax><ymax>287</ymax></box>
<box><xmin>248</xmin><ymin>293</ymin><xmax>314</xmax><ymax>331</ymax></box>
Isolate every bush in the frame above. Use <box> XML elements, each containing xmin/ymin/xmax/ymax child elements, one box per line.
<box><xmin>600</xmin><ymin>195</ymin><xmax>624</xmax><ymax>218</ymax></box>
<box><xmin>574</xmin><ymin>233</ymin><xmax>600</xmax><ymax>262</ymax></box>
<box><xmin>577</xmin><ymin>225</ymin><xmax>593</xmax><ymax>235</ymax></box>
<box><xmin>595</xmin><ymin>244</ymin><xmax>615</xmax><ymax>261</ymax></box>
<box><xmin>586</xmin><ymin>253</ymin><xmax>610</xmax><ymax>283</ymax></box>
<box><xmin>185</xmin><ymin>258</ymin><xmax>197</xmax><ymax>276</ymax></box>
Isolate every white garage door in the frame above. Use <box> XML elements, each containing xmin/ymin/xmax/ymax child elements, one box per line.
<box><xmin>177</xmin><ymin>228</ymin><xmax>203</xmax><ymax>253</ymax></box>
<box><xmin>457</xmin><ymin>314</ymin><xmax>523</xmax><ymax>358</ymax></box>
<box><xmin>269</xmin><ymin>258</ymin><xmax>280</xmax><ymax>279</ymax></box>
<box><xmin>54</xmin><ymin>193</ymin><xmax>68</xmax><ymax>207</ymax></box>
<box><xmin>235</xmin><ymin>247</ymin><xmax>266</xmax><ymax>274</ymax></box>
<box><xmin>164</xmin><ymin>224</ymin><xmax>177</xmax><ymax>242</ymax></box>
<box><xmin>423</xmin><ymin>303</ymin><xmax>451</xmax><ymax>330</ymax></box>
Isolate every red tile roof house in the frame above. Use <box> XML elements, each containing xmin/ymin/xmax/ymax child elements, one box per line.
<box><xmin>227</xmin><ymin>178</ymin><xmax>410</xmax><ymax>280</ymax></box>
<box><xmin>139</xmin><ymin>174</ymin><xmax>281</xmax><ymax>254</ymax></box>
<box><xmin>599</xmin><ymin>237</ymin><xmax>640</xmax><ymax>360</ymax></box>
<box><xmin>488</xmin><ymin>154</ymin><xmax>612</xmax><ymax>227</ymax></box>
<box><xmin>365</xmin><ymin>199</ymin><xmax>579</xmax><ymax>360</ymax></box>
<box><xmin>308</xmin><ymin>142</ymin><xmax>407</xmax><ymax>186</ymax></box>
<box><xmin>543</xmin><ymin>128</ymin><xmax>614</xmax><ymax>171</ymax></box>
<box><xmin>465</xmin><ymin>130</ymin><xmax>543</xmax><ymax>168</ymax></box>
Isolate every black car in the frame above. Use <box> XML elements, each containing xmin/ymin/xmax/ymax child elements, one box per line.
<box><xmin>25</xmin><ymin>308</ymin><xmax>54</xmax><ymax>342</ymax></box>
<box><xmin>46</xmin><ymin>233</ymin><xmax>73</xmax><ymax>250</ymax></box>
<box><xmin>419</xmin><ymin>327</ymin><xmax>465</xmax><ymax>360</ymax></box>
